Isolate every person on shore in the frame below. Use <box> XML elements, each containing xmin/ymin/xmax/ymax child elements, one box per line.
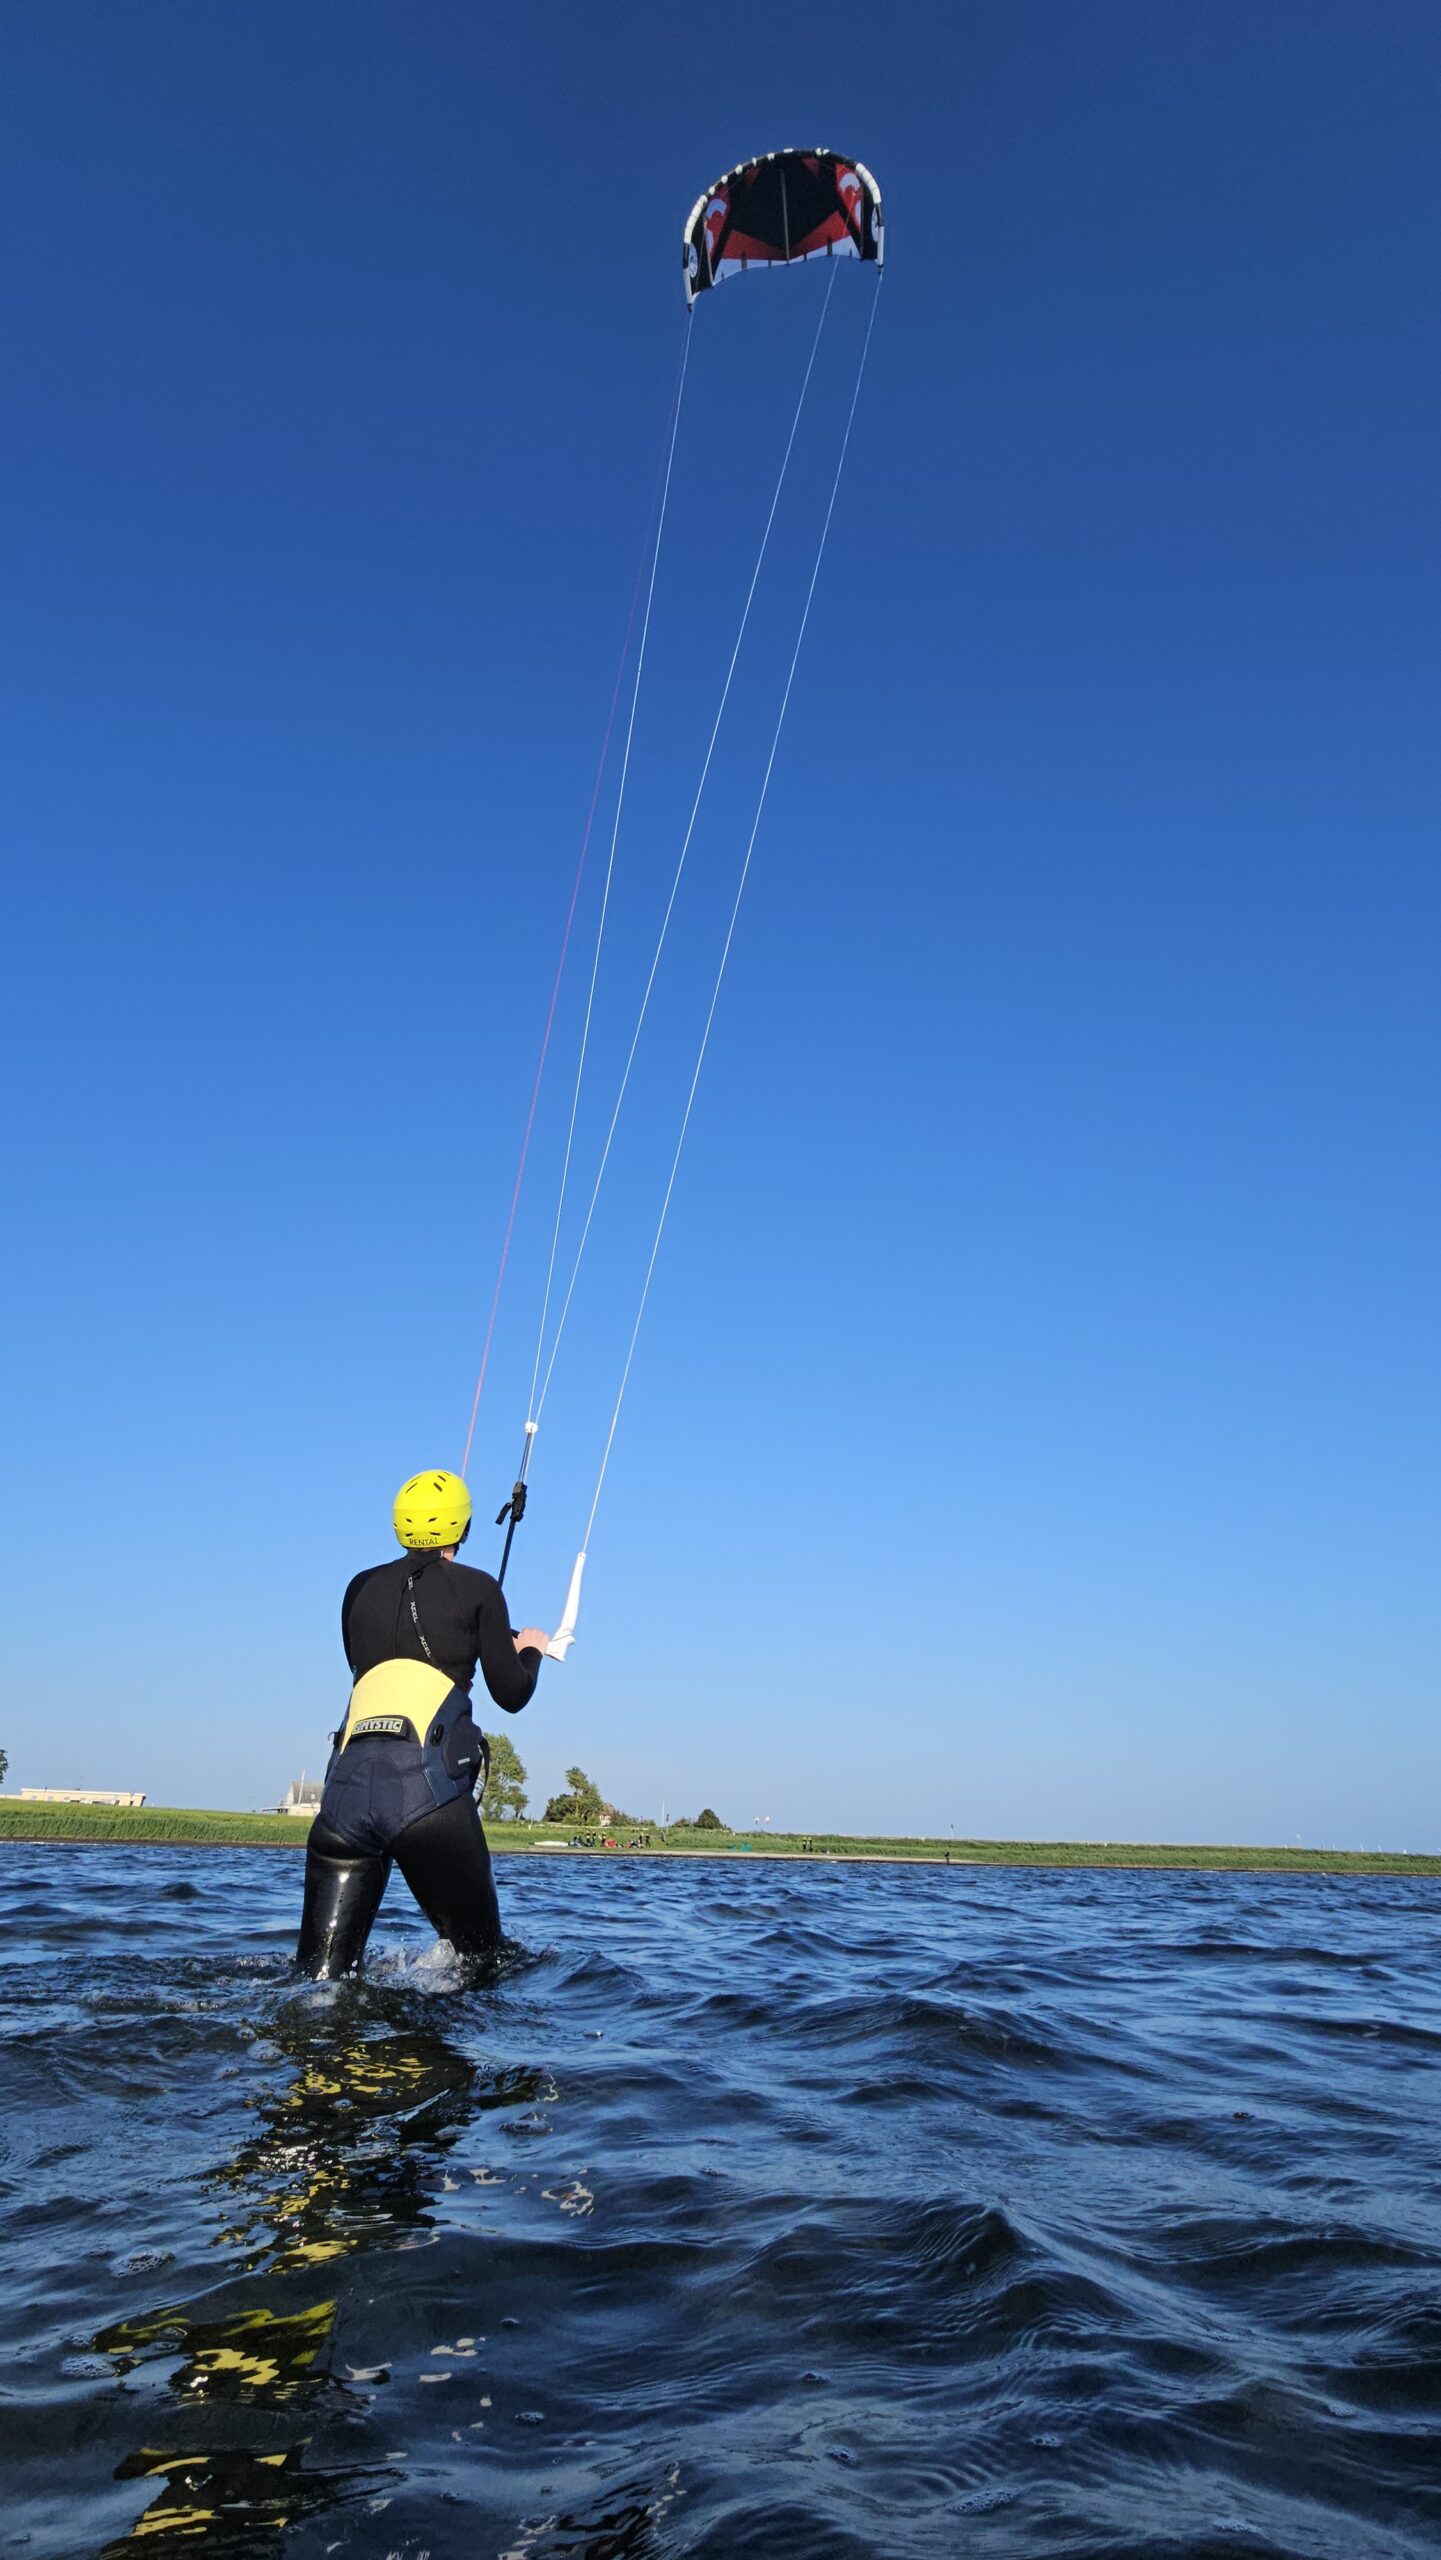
<box><xmin>295</xmin><ymin>1470</ymin><xmax>549</xmax><ymax>1978</ymax></box>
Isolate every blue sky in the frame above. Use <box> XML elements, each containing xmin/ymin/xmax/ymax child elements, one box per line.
<box><xmin>2</xmin><ymin>2</ymin><xmax>1437</xmax><ymax>1843</ymax></box>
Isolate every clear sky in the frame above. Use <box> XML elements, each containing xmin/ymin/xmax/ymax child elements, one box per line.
<box><xmin>2</xmin><ymin>2</ymin><xmax>1437</xmax><ymax>1844</ymax></box>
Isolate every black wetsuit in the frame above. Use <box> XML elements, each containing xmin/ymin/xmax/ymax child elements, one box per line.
<box><xmin>295</xmin><ymin>1553</ymin><xmax>542</xmax><ymax>1978</ymax></box>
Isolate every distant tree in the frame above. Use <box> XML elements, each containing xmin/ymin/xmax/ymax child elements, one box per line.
<box><xmin>481</xmin><ymin>1731</ymin><xmax>528</xmax><ymax>1822</ymax></box>
<box><xmin>543</xmin><ymin>1764</ymin><xmax>606</xmax><ymax>1825</ymax></box>
<box><xmin>693</xmin><ymin>1807</ymin><xmax>724</xmax><ymax>1830</ymax></box>
<box><xmin>0</xmin><ymin>1747</ymin><xmax>7</xmax><ymax>1787</ymax></box>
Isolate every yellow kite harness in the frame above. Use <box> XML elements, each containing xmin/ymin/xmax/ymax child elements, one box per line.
<box><xmin>339</xmin><ymin>1658</ymin><xmax>456</xmax><ymax>1751</ymax></box>
<box><xmin>334</xmin><ymin>1659</ymin><xmax>489</xmax><ymax>1811</ymax></box>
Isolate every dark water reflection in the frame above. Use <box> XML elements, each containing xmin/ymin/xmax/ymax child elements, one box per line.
<box><xmin>1</xmin><ymin>1844</ymin><xmax>1439</xmax><ymax>2557</ymax></box>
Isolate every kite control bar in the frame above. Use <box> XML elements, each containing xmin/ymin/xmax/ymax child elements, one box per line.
<box><xmin>493</xmin><ymin>1425</ymin><xmax>583</xmax><ymax>1662</ymax></box>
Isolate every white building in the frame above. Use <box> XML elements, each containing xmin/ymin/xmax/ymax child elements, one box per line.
<box><xmin>273</xmin><ymin>1778</ymin><xmax>322</xmax><ymax>1818</ymax></box>
<box><xmin>16</xmin><ymin>1787</ymin><xmax>146</xmax><ymax>1807</ymax></box>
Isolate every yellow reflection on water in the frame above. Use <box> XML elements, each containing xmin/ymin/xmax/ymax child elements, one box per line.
<box><xmin>96</xmin><ymin>1996</ymin><xmax>483</xmax><ymax>2549</ymax></box>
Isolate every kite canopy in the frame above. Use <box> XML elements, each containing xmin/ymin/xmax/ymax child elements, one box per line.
<box><xmin>684</xmin><ymin>149</ymin><xmax>883</xmax><ymax>305</ymax></box>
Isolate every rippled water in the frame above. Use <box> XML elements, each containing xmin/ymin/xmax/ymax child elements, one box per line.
<box><xmin>2</xmin><ymin>1847</ymin><xmax>1439</xmax><ymax>2558</ymax></box>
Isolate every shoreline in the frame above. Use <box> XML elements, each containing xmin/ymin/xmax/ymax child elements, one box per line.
<box><xmin>0</xmin><ymin>1805</ymin><xmax>1435</xmax><ymax>1875</ymax></box>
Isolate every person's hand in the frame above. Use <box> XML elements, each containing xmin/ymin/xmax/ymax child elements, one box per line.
<box><xmin>513</xmin><ymin>1627</ymin><xmax>550</xmax><ymax>1655</ymax></box>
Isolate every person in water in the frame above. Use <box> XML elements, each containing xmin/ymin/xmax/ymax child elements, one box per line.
<box><xmin>295</xmin><ymin>1469</ymin><xmax>549</xmax><ymax>1978</ymax></box>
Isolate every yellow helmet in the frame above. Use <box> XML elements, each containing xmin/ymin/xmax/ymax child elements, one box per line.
<box><xmin>392</xmin><ymin>1469</ymin><xmax>473</xmax><ymax>1552</ymax></box>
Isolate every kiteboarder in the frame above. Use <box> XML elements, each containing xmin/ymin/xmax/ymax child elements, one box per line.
<box><xmin>295</xmin><ymin>1470</ymin><xmax>548</xmax><ymax>1977</ymax></box>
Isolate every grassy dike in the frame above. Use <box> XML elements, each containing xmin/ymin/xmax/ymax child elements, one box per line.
<box><xmin>0</xmin><ymin>1800</ymin><xmax>1437</xmax><ymax>1872</ymax></box>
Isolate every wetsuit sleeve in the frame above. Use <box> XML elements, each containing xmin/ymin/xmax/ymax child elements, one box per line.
<box><xmin>340</xmin><ymin>1572</ymin><xmax>365</xmax><ymax>1672</ymax></box>
<box><xmin>470</xmin><ymin>1573</ymin><xmax>542</xmax><ymax>1714</ymax></box>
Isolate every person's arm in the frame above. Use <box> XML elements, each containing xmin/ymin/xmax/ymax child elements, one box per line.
<box><xmin>471</xmin><ymin>1574</ymin><xmax>544</xmax><ymax>1714</ymax></box>
<box><xmin>340</xmin><ymin>1572</ymin><xmax>364</xmax><ymax>1673</ymax></box>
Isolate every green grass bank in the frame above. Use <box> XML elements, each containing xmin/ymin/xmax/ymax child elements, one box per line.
<box><xmin>0</xmin><ymin>1800</ymin><xmax>1436</xmax><ymax>1872</ymax></box>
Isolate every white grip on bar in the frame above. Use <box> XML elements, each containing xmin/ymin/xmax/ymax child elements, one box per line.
<box><xmin>544</xmin><ymin>1550</ymin><xmax>587</xmax><ymax>1662</ymax></box>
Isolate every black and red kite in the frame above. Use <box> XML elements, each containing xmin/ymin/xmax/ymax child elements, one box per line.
<box><xmin>683</xmin><ymin>149</ymin><xmax>884</xmax><ymax>306</ymax></box>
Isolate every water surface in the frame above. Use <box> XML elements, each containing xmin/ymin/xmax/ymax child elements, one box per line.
<box><xmin>1</xmin><ymin>1845</ymin><xmax>1438</xmax><ymax>2557</ymax></box>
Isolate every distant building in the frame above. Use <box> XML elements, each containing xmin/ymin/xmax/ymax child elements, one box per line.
<box><xmin>272</xmin><ymin>1778</ymin><xmax>323</xmax><ymax>1818</ymax></box>
<box><xmin>16</xmin><ymin>1788</ymin><xmax>146</xmax><ymax>1807</ymax></box>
